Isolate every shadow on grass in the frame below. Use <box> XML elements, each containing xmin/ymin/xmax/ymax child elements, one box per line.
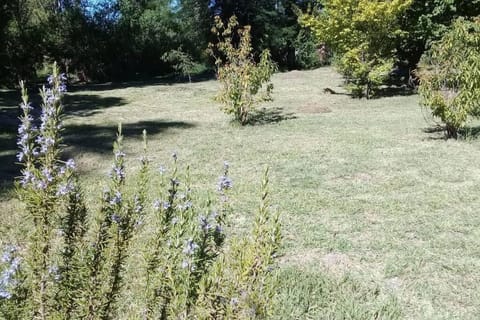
<box><xmin>0</xmin><ymin>90</ymin><xmax>21</xmax><ymax>195</ymax></box>
<box><xmin>63</xmin><ymin>94</ymin><xmax>127</xmax><ymax>117</ymax></box>
<box><xmin>63</xmin><ymin>120</ymin><xmax>195</xmax><ymax>154</ymax></box>
<box><xmin>246</xmin><ymin>107</ymin><xmax>297</xmax><ymax>125</ymax></box>
<box><xmin>1</xmin><ymin>90</ymin><xmax>128</xmax><ymax>127</ymax></box>
<box><xmin>0</xmin><ymin>136</ymin><xmax>18</xmax><ymax>197</ymax></box>
<box><xmin>0</xmin><ymin>119</ymin><xmax>195</xmax><ymax>196</ymax></box>
<box><xmin>423</xmin><ymin>125</ymin><xmax>480</xmax><ymax>140</ymax></box>
<box><xmin>373</xmin><ymin>86</ymin><xmax>417</xmax><ymax>98</ymax></box>
<box><xmin>371</xmin><ymin>85</ymin><xmax>417</xmax><ymax>99</ymax></box>
<box><xmin>69</xmin><ymin>70</ymin><xmax>216</xmax><ymax>93</ymax></box>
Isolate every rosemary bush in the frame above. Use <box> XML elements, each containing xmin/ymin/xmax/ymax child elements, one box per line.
<box><xmin>209</xmin><ymin>16</ymin><xmax>277</xmax><ymax>125</ymax></box>
<box><xmin>0</xmin><ymin>64</ymin><xmax>281</xmax><ymax>319</ymax></box>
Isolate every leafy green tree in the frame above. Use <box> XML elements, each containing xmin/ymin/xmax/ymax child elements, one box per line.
<box><xmin>418</xmin><ymin>17</ymin><xmax>480</xmax><ymax>139</ymax></box>
<box><xmin>398</xmin><ymin>0</ymin><xmax>480</xmax><ymax>69</ymax></box>
<box><xmin>162</xmin><ymin>48</ymin><xmax>200</xmax><ymax>82</ymax></box>
<box><xmin>210</xmin><ymin>0</ymin><xmax>321</xmax><ymax>70</ymax></box>
<box><xmin>298</xmin><ymin>0</ymin><xmax>412</xmax><ymax>98</ymax></box>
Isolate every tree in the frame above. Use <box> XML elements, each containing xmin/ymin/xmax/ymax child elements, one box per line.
<box><xmin>208</xmin><ymin>0</ymin><xmax>322</xmax><ymax>70</ymax></box>
<box><xmin>417</xmin><ymin>17</ymin><xmax>480</xmax><ymax>139</ymax></box>
<box><xmin>398</xmin><ymin>0</ymin><xmax>480</xmax><ymax>69</ymax></box>
<box><xmin>298</xmin><ymin>0</ymin><xmax>412</xmax><ymax>98</ymax></box>
<box><xmin>209</xmin><ymin>16</ymin><xmax>276</xmax><ymax>125</ymax></box>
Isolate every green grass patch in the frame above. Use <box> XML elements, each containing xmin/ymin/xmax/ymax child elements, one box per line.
<box><xmin>1</xmin><ymin>67</ymin><xmax>480</xmax><ymax>318</ymax></box>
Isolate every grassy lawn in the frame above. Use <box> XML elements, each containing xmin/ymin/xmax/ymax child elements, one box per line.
<box><xmin>2</xmin><ymin>67</ymin><xmax>480</xmax><ymax>319</ymax></box>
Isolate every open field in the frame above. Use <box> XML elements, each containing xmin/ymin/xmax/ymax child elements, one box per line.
<box><xmin>2</xmin><ymin>67</ymin><xmax>480</xmax><ymax>319</ymax></box>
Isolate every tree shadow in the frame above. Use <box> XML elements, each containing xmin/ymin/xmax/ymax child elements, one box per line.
<box><xmin>63</xmin><ymin>94</ymin><xmax>127</xmax><ymax>117</ymax></box>
<box><xmin>69</xmin><ymin>70</ymin><xmax>216</xmax><ymax>93</ymax></box>
<box><xmin>0</xmin><ymin>119</ymin><xmax>195</xmax><ymax>197</ymax></box>
<box><xmin>0</xmin><ymin>136</ymin><xmax>18</xmax><ymax>197</ymax></box>
<box><xmin>422</xmin><ymin>126</ymin><xmax>447</xmax><ymax>140</ymax></box>
<box><xmin>422</xmin><ymin>125</ymin><xmax>480</xmax><ymax>140</ymax></box>
<box><xmin>1</xmin><ymin>90</ymin><xmax>128</xmax><ymax>126</ymax></box>
<box><xmin>0</xmin><ymin>90</ymin><xmax>21</xmax><ymax>195</ymax></box>
<box><xmin>246</xmin><ymin>107</ymin><xmax>297</xmax><ymax>125</ymax></box>
<box><xmin>0</xmin><ymin>90</ymin><xmax>21</xmax><ymax>133</ymax></box>
<box><xmin>63</xmin><ymin>120</ymin><xmax>195</xmax><ymax>155</ymax></box>
<box><xmin>371</xmin><ymin>85</ymin><xmax>417</xmax><ymax>99</ymax></box>
<box><xmin>460</xmin><ymin>126</ymin><xmax>480</xmax><ymax>140</ymax></box>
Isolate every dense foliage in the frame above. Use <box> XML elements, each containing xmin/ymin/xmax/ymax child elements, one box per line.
<box><xmin>0</xmin><ymin>65</ymin><xmax>281</xmax><ymax>319</ymax></box>
<box><xmin>298</xmin><ymin>0</ymin><xmax>412</xmax><ymax>98</ymax></box>
<box><xmin>398</xmin><ymin>0</ymin><xmax>480</xmax><ymax>68</ymax></box>
<box><xmin>417</xmin><ymin>17</ymin><xmax>480</xmax><ymax>139</ymax></box>
<box><xmin>0</xmin><ymin>0</ymin><xmax>321</xmax><ymax>85</ymax></box>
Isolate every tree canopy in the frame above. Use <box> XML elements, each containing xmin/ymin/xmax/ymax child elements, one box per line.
<box><xmin>0</xmin><ymin>0</ymin><xmax>321</xmax><ymax>85</ymax></box>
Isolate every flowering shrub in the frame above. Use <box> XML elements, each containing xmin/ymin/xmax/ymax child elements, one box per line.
<box><xmin>209</xmin><ymin>16</ymin><xmax>277</xmax><ymax>125</ymax></box>
<box><xmin>0</xmin><ymin>64</ymin><xmax>281</xmax><ymax>319</ymax></box>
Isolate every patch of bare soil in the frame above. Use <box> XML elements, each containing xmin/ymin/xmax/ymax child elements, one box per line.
<box><xmin>280</xmin><ymin>249</ymin><xmax>352</xmax><ymax>276</ymax></box>
<box><xmin>298</xmin><ymin>103</ymin><xmax>332</xmax><ymax>114</ymax></box>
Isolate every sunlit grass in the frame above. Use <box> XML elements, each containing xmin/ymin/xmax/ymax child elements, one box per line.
<box><xmin>1</xmin><ymin>67</ymin><xmax>480</xmax><ymax>318</ymax></box>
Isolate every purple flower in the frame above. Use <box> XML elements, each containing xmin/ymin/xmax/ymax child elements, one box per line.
<box><xmin>153</xmin><ymin>199</ymin><xmax>161</xmax><ymax>210</ymax></box>
<box><xmin>114</xmin><ymin>151</ymin><xmax>125</xmax><ymax>160</ymax></box>
<box><xmin>111</xmin><ymin>214</ymin><xmax>121</xmax><ymax>224</ymax></box>
<box><xmin>45</xmin><ymin>89</ymin><xmax>57</xmax><ymax>105</ymax></box>
<box><xmin>199</xmin><ymin>215</ymin><xmax>211</xmax><ymax>232</ymax></box>
<box><xmin>162</xmin><ymin>201</ymin><xmax>171</xmax><ymax>210</ymax></box>
<box><xmin>172</xmin><ymin>152</ymin><xmax>177</xmax><ymax>161</ymax></box>
<box><xmin>17</xmin><ymin>133</ymin><xmax>29</xmax><ymax>146</ymax></box>
<box><xmin>56</xmin><ymin>183</ymin><xmax>74</xmax><ymax>196</ymax></box>
<box><xmin>1</xmin><ymin>246</ymin><xmax>17</xmax><ymax>264</ymax></box>
<box><xmin>16</xmin><ymin>152</ymin><xmax>25</xmax><ymax>162</ymax></box>
<box><xmin>48</xmin><ymin>265</ymin><xmax>61</xmax><ymax>282</ymax></box>
<box><xmin>59</xmin><ymin>83</ymin><xmax>67</xmax><ymax>93</ymax></box>
<box><xmin>17</xmin><ymin>124</ymin><xmax>28</xmax><ymax>135</ymax></box>
<box><xmin>182</xmin><ymin>239</ymin><xmax>198</xmax><ymax>256</ymax></box>
<box><xmin>158</xmin><ymin>165</ymin><xmax>166</xmax><ymax>174</ymax></box>
<box><xmin>110</xmin><ymin>165</ymin><xmax>125</xmax><ymax>181</ymax></box>
<box><xmin>181</xmin><ymin>260</ymin><xmax>196</xmax><ymax>272</ymax></box>
<box><xmin>217</xmin><ymin>175</ymin><xmax>233</xmax><ymax>191</ymax></box>
<box><xmin>110</xmin><ymin>191</ymin><xmax>122</xmax><ymax>205</ymax></box>
<box><xmin>133</xmin><ymin>195</ymin><xmax>143</xmax><ymax>213</ymax></box>
<box><xmin>41</xmin><ymin>168</ymin><xmax>54</xmax><ymax>182</ymax></box>
<box><xmin>36</xmin><ymin>180</ymin><xmax>47</xmax><ymax>190</ymax></box>
<box><xmin>177</xmin><ymin>200</ymin><xmax>192</xmax><ymax>211</ymax></box>
<box><xmin>20</xmin><ymin>102</ymin><xmax>33</xmax><ymax>112</ymax></box>
<box><xmin>1</xmin><ymin>246</ymin><xmax>21</xmax><ymax>299</ymax></box>
<box><xmin>65</xmin><ymin>159</ymin><xmax>76</xmax><ymax>170</ymax></box>
<box><xmin>20</xmin><ymin>170</ymin><xmax>35</xmax><ymax>186</ymax></box>
<box><xmin>37</xmin><ymin>136</ymin><xmax>55</xmax><ymax>154</ymax></box>
<box><xmin>32</xmin><ymin>147</ymin><xmax>40</xmax><ymax>157</ymax></box>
